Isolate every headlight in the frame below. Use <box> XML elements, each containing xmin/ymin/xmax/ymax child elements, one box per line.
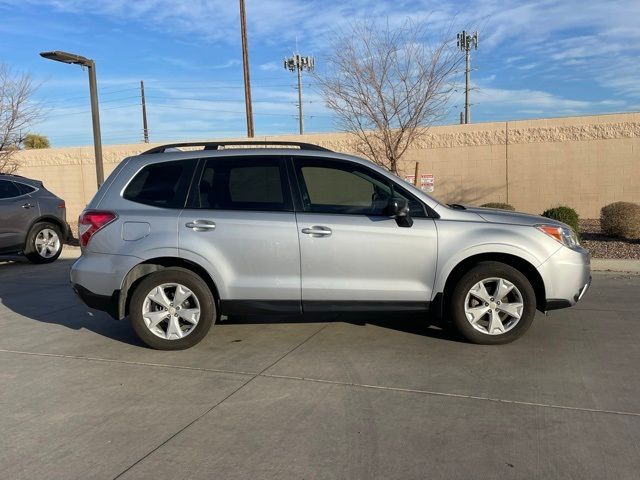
<box><xmin>535</xmin><ymin>224</ymin><xmax>580</xmax><ymax>248</ymax></box>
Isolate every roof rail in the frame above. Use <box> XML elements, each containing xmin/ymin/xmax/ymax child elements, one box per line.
<box><xmin>141</xmin><ymin>141</ymin><xmax>332</xmax><ymax>154</ymax></box>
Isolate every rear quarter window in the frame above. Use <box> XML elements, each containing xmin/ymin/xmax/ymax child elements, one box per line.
<box><xmin>123</xmin><ymin>159</ymin><xmax>196</xmax><ymax>209</ymax></box>
<box><xmin>15</xmin><ymin>182</ymin><xmax>37</xmax><ymax>195</ymax></box>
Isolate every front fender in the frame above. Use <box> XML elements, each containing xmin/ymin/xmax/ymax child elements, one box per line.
<box><xmin>432</xmin><ymin>221</ymin><xmax>561</xmax><ymax>296</ymax></box>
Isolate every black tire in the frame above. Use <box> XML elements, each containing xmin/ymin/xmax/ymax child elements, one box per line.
<box><xmin>24</xmin><ymin>222</ymin><xmax>63</xmax><ymax>264</ymax></box>
<box><xmin>129</xmin><ymin>268</ymin><xmax>216</xmax><ymax>350</ymax></box>
<box><xmin>450</xmin><ymin>261</ymin><xmax>536</xmax><ymax>345</ymax></box>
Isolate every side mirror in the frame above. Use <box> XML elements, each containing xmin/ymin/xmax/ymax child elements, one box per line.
<box><xmin>384</xmin><ymin>198</ymin><xmax>413</xmax><ymax>227</ymax></box>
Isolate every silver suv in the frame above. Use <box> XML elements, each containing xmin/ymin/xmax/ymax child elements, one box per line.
<box><xmin>70</xmin><ymin>141</ymin><xmax>591</xmax><ymax>349</ymax></box>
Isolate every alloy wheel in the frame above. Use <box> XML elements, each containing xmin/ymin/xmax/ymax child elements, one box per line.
<box><xmin>35</xmin><ymin>228</ymin><xmax>61</xmax><ymax>258</ymax></box>
<box><xmin>463</xmin><ymin>277</ymin><xmax>524</xmax><ymax>335</ymax></box>
<box><xmin>142</xmin><ymin>283</ymin><xmax>201</xmax><ymax>340</ymax></box>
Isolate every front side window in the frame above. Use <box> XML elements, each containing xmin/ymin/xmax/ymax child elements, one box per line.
<box><xmin>123</xmin><ymin>160</ymin><xmax>196</xmax><ymax>208</ymax></box>
<box><xmin>295</xmin><ymin>160</ymin><xmax>426</xmax><ymax>217</ymax></box>
<box><xmin>0</xmin><ymin>180</ymin><xmax>21</xmax><ymax>199</ymax></box>
<box><xmin>193</xmin><ymin>157</ymin><xmax>291</xmax><ymax>211</ymax></box>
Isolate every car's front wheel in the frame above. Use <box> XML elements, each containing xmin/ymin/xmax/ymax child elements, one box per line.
<box><xmin>24</xmin><ymin>222</ymin><xmax>63</xmax><ymax>264</ymax></box>
<box><xmin>129</xmin><ymin>268</ymin><xmax>216</xmax><ymax>350</ymax></box>
<box><xmin>450</xmin><ymin>261</ymin><xmax>536</xmax><ymax>345</ymax></box>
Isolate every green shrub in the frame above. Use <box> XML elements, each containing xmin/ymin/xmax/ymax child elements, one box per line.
<box><xmin>480</xmin><ymin>202</ymin><xmax>515</xmax><ymax>211</ymax></box>
<box><xmin>541</xmin><ymin>206</ymin><xmax>580</xmax><ymax>234</ymax></box>
<box><xmin>600</xmin><ymin>202</ymin><xmax>640</xmax><ymax>240</ymax></box>
<box><xmin>22</xmin><ymin>133</ymin><xmax>50</xmax><ymax>149</ymax></box>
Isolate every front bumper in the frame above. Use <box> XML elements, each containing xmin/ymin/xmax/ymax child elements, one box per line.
<box><xmin>538</xmin><ymin>245</ymin><xmax>591</xmax><ymax>311</ymax></box>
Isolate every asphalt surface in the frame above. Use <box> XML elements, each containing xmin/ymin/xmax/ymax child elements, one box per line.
<box><xmin>0</xmin><ymin>253</ymin><xmax>639</xmax><ymax>479</ymax></box>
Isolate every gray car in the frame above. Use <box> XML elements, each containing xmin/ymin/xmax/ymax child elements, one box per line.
<box><xmin>70</xmin><ymin>141</ymin><xmax>591</xmax><ymax>349</ymax></box>
<box><xmin>0</xmin><ymin>174</ymin><xmax>68</xmax><ymax>263</ymax></box>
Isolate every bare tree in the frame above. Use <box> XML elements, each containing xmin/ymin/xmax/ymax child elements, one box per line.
<box><xmin>316</xmin><ymin>19</ymin><xmax>461</xmax><ymax>174</ymax></box>
<box><xmin>0</xmin><ymin>64</ymin><xmax>41</xmax><ymax>173</ymax></box>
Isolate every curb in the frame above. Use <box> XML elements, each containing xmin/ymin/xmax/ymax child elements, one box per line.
<box><xmin>591</xmin><ymin>259</ymin><xmax>640</xmax><ymax>274</ymax></box>
<box><xmin>60</xmin><ymin>246</ymin><xmax>81</xmax><ymax>260</ymax></box>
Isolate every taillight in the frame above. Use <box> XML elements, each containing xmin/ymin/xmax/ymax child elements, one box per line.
<box><xmin>57</xmin><ymin>200</ymin><xmax>66</xmax><ymax>209</ymax></box>
<box><xmin>78</xmin><ymin>210</ymin><xmax>117</xmax><ymax>247</ymax></box>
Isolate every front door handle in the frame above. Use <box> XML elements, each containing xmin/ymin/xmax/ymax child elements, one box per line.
<box><xmin>301</xmin><ymin>226</ymin><xmax>332</xmax><ymax>237</ymax></box>
<box><xmin>185</xmin><ymin>220</ymin><xmax>216</xmax><ymax>232</ymax></box>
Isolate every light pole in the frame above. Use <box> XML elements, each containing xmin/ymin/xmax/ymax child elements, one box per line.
<box><xmin>284</xmin><ymin>54</ymin><xmax>315</xmax><ymax>134</ymax></box>
<box><xmin>239</xmin><ymin>0</ymin><xmax>254</xmax><ymax>138</ymax></box>
<box><xmin>40</xmin><ymin>50</ymin><xmax>104</xmax><ymax>186</ymax></box>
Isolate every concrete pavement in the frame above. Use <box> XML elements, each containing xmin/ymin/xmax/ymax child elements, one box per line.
<box><xmin>0</xmin><ymin>254</ymin><xmax>639</xmax><ymax>479</ymax></box>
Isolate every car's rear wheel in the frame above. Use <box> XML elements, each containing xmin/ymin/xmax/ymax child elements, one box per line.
<box><xmin>450</xmin><ymin>261</ymin><xmax>536</xmax><ymax>345</ymax></box>
<box><xmin>24</xmin><ymin>222</ymin><xmax>63</xmax><ymax>264</ymax></box>
<box><xmin>129</xmin><ymin>268</ymin><xmax>216</xmax><ymax>350</ymax></box>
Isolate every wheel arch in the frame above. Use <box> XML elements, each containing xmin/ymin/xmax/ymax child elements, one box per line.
<box><xmin>26</xmin><ymin>215</ymin><xmax>68</xmax><ymax>239</ymax></box>
<box><xmin>436</xmin><ymin>252</ymin><xmax>546</xmax><ymax>318</ymax></box>
<box><xmin>118</xmin><ymin>256</ymin><xmax>220</xmax><ymax>320</ymax></box>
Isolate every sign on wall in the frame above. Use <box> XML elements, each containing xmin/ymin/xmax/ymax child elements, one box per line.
<box><xmin>404</xmin><ymin>173</ymin><xmax>435</xmax><ymax>193</ymax></box>
<box><xmin>421</xmin><ymin>173</ymin><xmax>434</xmax><ymax>193</ymax></box>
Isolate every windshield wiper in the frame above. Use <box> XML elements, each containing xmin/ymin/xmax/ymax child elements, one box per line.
<box><xmin>447</xmin><ymin>203</ymin><xmax>467</xmax><ymax>210</ymax></box>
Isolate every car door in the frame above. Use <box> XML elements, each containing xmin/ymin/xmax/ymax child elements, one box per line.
<box><xmin>292</xmin><ymin>157</ymin><xmax>438</xmax><ymax>311</ymax></box>
<box><xmin>178</xmin><ymin>155</ymin><xmax>301</xmax><ymax>314</ymax></box>
<box><xmin>0</xmin><ymin>179</ymin><xmax>39</xmax><ymax>253</ymax></box>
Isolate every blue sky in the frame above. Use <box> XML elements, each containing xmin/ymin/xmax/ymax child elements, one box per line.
<box><xmin>1</xmin><ymin>0</ymin><xmax>638</xmax><ymax>147</ymax></box>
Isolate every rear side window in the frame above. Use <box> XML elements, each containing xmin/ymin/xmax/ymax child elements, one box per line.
<box><xmin>192</xmin><ymin>157</ymin><xmax>291</xmax><ymax>211</ymax></box>
<box><xmin>0</xmin><ymin>180</ymin><xmax>21</xmax><ymax>199</ymax></box>
<box><xmin>15</xmin><ymin>182</ymin><xmax>36</xmax><ymax>195</ymax></box>
<box><xmin>123</xmin><ymin>160</ymin><xmax>196</xmax><ymax>209</ymax></box>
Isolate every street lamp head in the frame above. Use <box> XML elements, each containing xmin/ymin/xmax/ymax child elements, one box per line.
<box><xmin>40</xmin><ymin>50</ymin><xmax>92</xmax><ymax>66</ymax></box>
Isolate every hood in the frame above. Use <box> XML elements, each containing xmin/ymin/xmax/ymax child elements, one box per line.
<box><xmin>457</xmin><ymin>206</ymin><xmax>565</xmax><ymax>227</ymax></box>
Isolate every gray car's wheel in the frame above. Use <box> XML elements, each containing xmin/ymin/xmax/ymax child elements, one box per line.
<box><xmin>129</xmin><ymin>268</ymin><xmax>216</xmax><ymax>350</ymax></box>
<box><xmin>24</xmin><ymin>222</ymin><xmax>63</xmax><ymax>264</ymax></box>
<box><xmin>450</xmin><ymin>261</ymin><xmax>536</xmax><ymax>345</ymax></box>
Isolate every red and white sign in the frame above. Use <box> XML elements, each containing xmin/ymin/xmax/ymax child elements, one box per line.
<box><xmin>421</xmin><ymin>173</ymin><xmax>434</xmax><ymax>193</ymax></box>
<box><xmin>404</xmin><ymin>173</ymin><xmax>435</xmax><ymax>192</ymax></box>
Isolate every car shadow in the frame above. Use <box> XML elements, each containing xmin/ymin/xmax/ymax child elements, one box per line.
<box><xmin>0</xmin><ymin>258</ymin><xmax>145</xmax><ymax>347</ymax></box>
<box><xmin>223</xmin><ymin>311</ymin><xmax>463</xmax><ymax>343</ymax></box>
<box><xmin>0</xmin><ymin>258</ymin><xmax>462</xmax><ymax>348</ymax></box>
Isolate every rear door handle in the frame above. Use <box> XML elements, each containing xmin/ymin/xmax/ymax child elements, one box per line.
<box><xmin>185</xmin><ymin>220</ymin><xmax>216</xmax><ymax>232</ymax></box>
<box><xmin>21</xmin><ymin>203</ymin><xmax>35</xmax><ymax>209</ymax></box>
<box><xmin>301</xmin><ymin>226</ymin><xmax>332</xmax><ymax>237</ymax></box>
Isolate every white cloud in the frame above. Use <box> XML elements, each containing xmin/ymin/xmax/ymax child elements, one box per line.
<box><xmin>259</xmin><ymin>62</ymin><xmax>280</xmax><ymax>72</ymax></box>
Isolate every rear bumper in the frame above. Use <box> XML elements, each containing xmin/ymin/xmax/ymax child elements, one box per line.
<box><xmin>63</xmin><ymin>222</ymin><xmax>72</xmax><ymax>242</ymax></box>
<box><xmin>72</xmin><ymin>283</ymin><xmax>119</xmax><ymax>319</ymax></box>
<box><xmin>538</xmin><ymin>245</ymin><xmax>591</xmax><ymax>311</ymax></box>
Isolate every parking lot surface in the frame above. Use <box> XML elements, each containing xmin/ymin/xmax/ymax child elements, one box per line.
<box><xmin>1</xmin><ymin>253</ymin><xmax>639</xmax><ymax>479</ymax></box>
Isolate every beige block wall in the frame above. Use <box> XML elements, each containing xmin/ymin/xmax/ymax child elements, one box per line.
<box><xmin>13</xmin><ymin>113</ymin><xmax>640</xmax><ymax>222</ymax></box>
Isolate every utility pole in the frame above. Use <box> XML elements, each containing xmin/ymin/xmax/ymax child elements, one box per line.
<box><xmin>284</xmin><ymin>54</ymin><xmax>315</xmax><ymax>134</ymax></box>
<box><xmin>140</xmin><ymin>80</ymin><xmax>149</xmax><ymax>143</ymax></box>
<box><xmin>457</xmin><ymin>31</ymin><xmax>478</xmax><ymax>124</ymax></box>
<box><xmin>239</xmin><ymin>0</ymin><xmax>254</xmax><ymax>137</ymax></box>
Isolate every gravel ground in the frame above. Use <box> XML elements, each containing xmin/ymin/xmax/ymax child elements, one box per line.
<box><xmin>580</xmin><ymin>219</ymin><xmax>640</xmax><ymax>259</ymax></box>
